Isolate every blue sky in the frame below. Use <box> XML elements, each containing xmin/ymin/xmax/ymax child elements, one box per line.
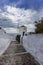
<box><xmin>0</xmin><ymin>0</ymin><xmax>43</xmax><ymax>10</ymax></box>
<box><xmin>0</xmin><ymin>0</ymin><xmax>43</xmax><ymax>28</ymax></box>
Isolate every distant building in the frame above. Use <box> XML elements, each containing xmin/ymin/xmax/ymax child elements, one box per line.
<box><xmin>19</xmin><ymin>25</ymin><xmax>27</xmax><ymax>36</ymax></box>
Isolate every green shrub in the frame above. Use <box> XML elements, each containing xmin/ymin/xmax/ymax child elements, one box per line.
<box><xmin>35</xmin><ymin>18</ymin><xmax>43</xmax><ymax>33</ymax></box>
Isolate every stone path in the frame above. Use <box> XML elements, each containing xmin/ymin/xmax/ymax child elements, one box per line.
<box><xmin>0</xmin><ymin>41</ymin><xmax>40</xmax><ymax>65</ymax></box>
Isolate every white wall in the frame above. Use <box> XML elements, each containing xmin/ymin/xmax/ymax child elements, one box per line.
<box><xmin>23</xmin><ymin>34</ymin><xmax>43</xmax><ymax>65</ymax></box>
<box><xmin>0</xmin><ymin>29</ymin><xmax>16</xmax><ymax>56</ymax></box>
<box><xmin>0</xmin><ymin>28</ymin><xmax>5</xmax><ymax>35</ymax></box>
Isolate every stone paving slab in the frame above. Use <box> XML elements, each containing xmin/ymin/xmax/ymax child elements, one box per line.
<box><xmin>0</xmin><ymin>41</ymin><xmax>40</xmax><ymax>65</ymax></box>
<box><xmin>3</xmin><ymin>41</ymin><xmax>26</xmax><ymax>55</ymax></box>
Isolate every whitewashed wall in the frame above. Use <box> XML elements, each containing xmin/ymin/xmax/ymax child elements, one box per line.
<box><xmin>0</xmin><ymin>29</ymin><xmax>17</xmax><ymax>56</ymax></box>
<box><xmin>23</xmin><ymin>34</ymin><xmax>43</xmax><ymax>65</ymax></box>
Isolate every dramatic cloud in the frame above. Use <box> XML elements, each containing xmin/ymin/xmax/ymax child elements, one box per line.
<box><xmin>4</xmin><ymin>5</ymin><xmax>38</xmax><ymax>25</ymax></box>
<box><xmin>0</xmin><ymin>10</ymin><xmax>17</xmax><ymax>28</ymax></box>
<box><xmin>4</xmin><ymin>6</ymin><xmax>43</xmax><ymax>23</ymax></box>
<box><xmin>0</xmin><ymin>0</ymin><xmax>43</xmax><ymax>32</ymax></box>
<box><xmin>0</xmin><ymin>5</ymin><xmax>43</xmax><ymax>30</ymax></box>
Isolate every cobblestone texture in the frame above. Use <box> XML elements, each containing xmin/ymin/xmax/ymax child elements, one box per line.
<box><xmin>0</xmin><ymin>41</ymin><xmax>40</xmax><ymax>65</ymax></box>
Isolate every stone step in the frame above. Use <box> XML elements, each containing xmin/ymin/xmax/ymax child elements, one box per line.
<box><xmin>3</xmin><ymin>42</ymin><xmax>26</xmax><ymax>55</ymax></box>
<box><xmin>0</xmin><ymin>41</ymin><xmax>40</xmax><ymax>65</ymax></box>
<box><xmin>0</xmin><ymin>52</ymin><xmax>40</xmax><ymax>65</ymax></box>
<box><xmin>10</xmin><ymin>41</ymin><xmax>20</xmax><ymax>45</ymax></box>
<box><xmin>2</xmin><ymin>52</ymin><xmax>28</xmax><ymax>57</ymax></box>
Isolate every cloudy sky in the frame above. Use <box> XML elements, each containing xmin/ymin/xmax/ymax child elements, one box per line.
<box><xmin>0</xmin><ymin>0</ymin><xmax>43</xmax><ymax>28</ymax></box>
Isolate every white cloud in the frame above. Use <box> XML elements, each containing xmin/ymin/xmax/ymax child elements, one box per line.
<box><xmin>1</xmin><ymin>5</ymin><xmax>43</xmax><ymax>25</ymax></box>
<box><xmin>0</xmin><ymin>5</ymin><xmax>43</xmax><ymax>32</ymax></box>
<box><xmin>4</xmin><ymin>5</ymin><xmax>38</xmax><ymax>24</ymax></box>
<box><xmin>4</xmin><ymin>28</ymin><xmax>19</xmax><ymax>33</ymax></box>
<box><xmin>6</xmin><ymin>6</ymin><xmax>43</xmax><ymax>23</ymax></box>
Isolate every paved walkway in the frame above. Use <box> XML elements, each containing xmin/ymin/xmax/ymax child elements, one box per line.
<box><xmin>0</xmin><ymin>41</ymin><xmax>40</xmax><ymax>65</ymax></box>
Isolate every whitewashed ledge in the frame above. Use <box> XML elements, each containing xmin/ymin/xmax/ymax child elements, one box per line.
<box><xmin>0</xmin><ymin>33</ymin><xmax>17</xmax><ymax>56</ymax></box>
<box><xmin>23</xmin><ymin>34</ymin><xmax>43</xmax><ymax>65</ymax></box>
<box><xmin>0</xmin><ymin>31</ymin><xmax>16</xmax><ymax>56</ymax></box>
<box><xmin>0</xmin><ymin>38</ymin><xmax>11</xmax><ymax>56</ymax></box>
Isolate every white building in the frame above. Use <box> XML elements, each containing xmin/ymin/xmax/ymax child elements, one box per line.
<box><xmin>19</xmin><ymin>25</ymin><xmax>27</xmax><ymax>36</ymax></box>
